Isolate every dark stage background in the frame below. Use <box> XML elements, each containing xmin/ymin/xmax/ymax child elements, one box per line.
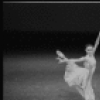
<box><xmin>3</xmin><ymin>3</ymin><xmax>100</xmax><ymax>100</ymax></box>
<box><xmin>3</xmin><ymin>3</ymin><xmax>100</xmax><ymax>55</ymax></box>
<box><xmin>3</xmin><ymin>30</ymin><xmax>100</xmax><ymax>56</ymax></box>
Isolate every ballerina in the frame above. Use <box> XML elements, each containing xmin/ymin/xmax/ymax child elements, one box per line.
<box><xmin>70</xmin><ymin>32</ymin><xmax>100</xmax><ymax>100</ymax></box>
<box><xmin>56</xmin><ymin>32</ymin><xmax>100</xmax><ymax>100</ymax></box>
<box><xmin>56</xmin><ymin>50</ymin><xmax>89</xmax><ymax>98</ymax></box>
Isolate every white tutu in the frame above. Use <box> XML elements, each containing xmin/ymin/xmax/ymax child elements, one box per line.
<box><xmin>64</xmin><ymin>64</ymin><xmax>89</xmax><ymax>88</ymax></box>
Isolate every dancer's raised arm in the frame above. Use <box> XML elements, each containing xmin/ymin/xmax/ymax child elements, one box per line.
<box><xmin>93</xmin><ymin>32</ymin><xmax>100</xmax><ymax>54</ymax></box>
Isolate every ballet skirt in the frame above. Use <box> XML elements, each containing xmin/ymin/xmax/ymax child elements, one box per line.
<box><xmin>64</xmin><ymin>63</ymin><xmax>89</xmax><ymax>88</ymax></box>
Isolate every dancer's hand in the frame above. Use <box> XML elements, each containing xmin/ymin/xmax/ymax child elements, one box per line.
<box><xmin>56</xmin><ymin>57</ymin><xmax>65</xmax><ymax>64</ymax></box>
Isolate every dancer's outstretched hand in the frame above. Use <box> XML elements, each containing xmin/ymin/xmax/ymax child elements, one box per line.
<box><xmin>56</xmin><ymin>57</ymin><xmax>65</xmax><ymax>64</ymax></box>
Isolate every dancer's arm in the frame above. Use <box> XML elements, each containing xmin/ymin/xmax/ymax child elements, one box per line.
<box><xmin>93</xmin><ymin>32</ymin><xmax>100</xmax><ymax>54</ymax></box>
<box><xmin>56</xmin><ymin>50</ymin><xmax>85</xmax><ymax>63</ymax></box>
<box><xmin>69</xmin><ymin>56</ymin><xmax>85</xmax><ymax>63</ymax></box>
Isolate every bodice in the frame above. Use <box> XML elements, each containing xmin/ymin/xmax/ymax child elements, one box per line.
<box><xmin>84</xmin><ymin>55</ymin><xmax>96</xmax><ymax>69</ymax></box>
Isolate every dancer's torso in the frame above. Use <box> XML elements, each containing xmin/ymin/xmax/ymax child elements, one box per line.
<box><xmin>83</xmin><ymin>55</ymin><xmax>96</xmax><ymax>73</ymax></box>
<box><xmin>84</xmin><ymin>55</ymin><xmax>96</xmax><ymax>67</ymax></box>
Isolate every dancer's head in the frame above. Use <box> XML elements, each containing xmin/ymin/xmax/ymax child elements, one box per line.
<box><xmin>85</xmin><ymin>44</ymin><xmax>94</xmax><ymax>55</ymax></box>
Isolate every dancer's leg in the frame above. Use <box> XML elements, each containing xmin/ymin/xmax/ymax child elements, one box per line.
<box><xmin>89</xmin><ymin>83</ymin><xmax>95</xmax><ymax>100</ymax></box>
<box><xmin>87</xmin><ymin>69</ymin><xmax>95</xmax><ymax>100</ymax></box>
<box><xmin>84</xmin><ymin>81</ymin><xmax>95</xmax><ymax>100</ymax></box>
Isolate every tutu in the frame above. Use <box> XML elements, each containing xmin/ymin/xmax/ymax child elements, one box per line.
<box><xmin>64</xmin><ymin>63</ymin><xmax>89</xmax><ymax>88</ymax></box>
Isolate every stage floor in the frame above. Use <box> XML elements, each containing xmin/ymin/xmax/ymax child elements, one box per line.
<box><xmin>3</xmin><ymin>55</ymin><xmax>100</xmax><ymax>100</ymax></box>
